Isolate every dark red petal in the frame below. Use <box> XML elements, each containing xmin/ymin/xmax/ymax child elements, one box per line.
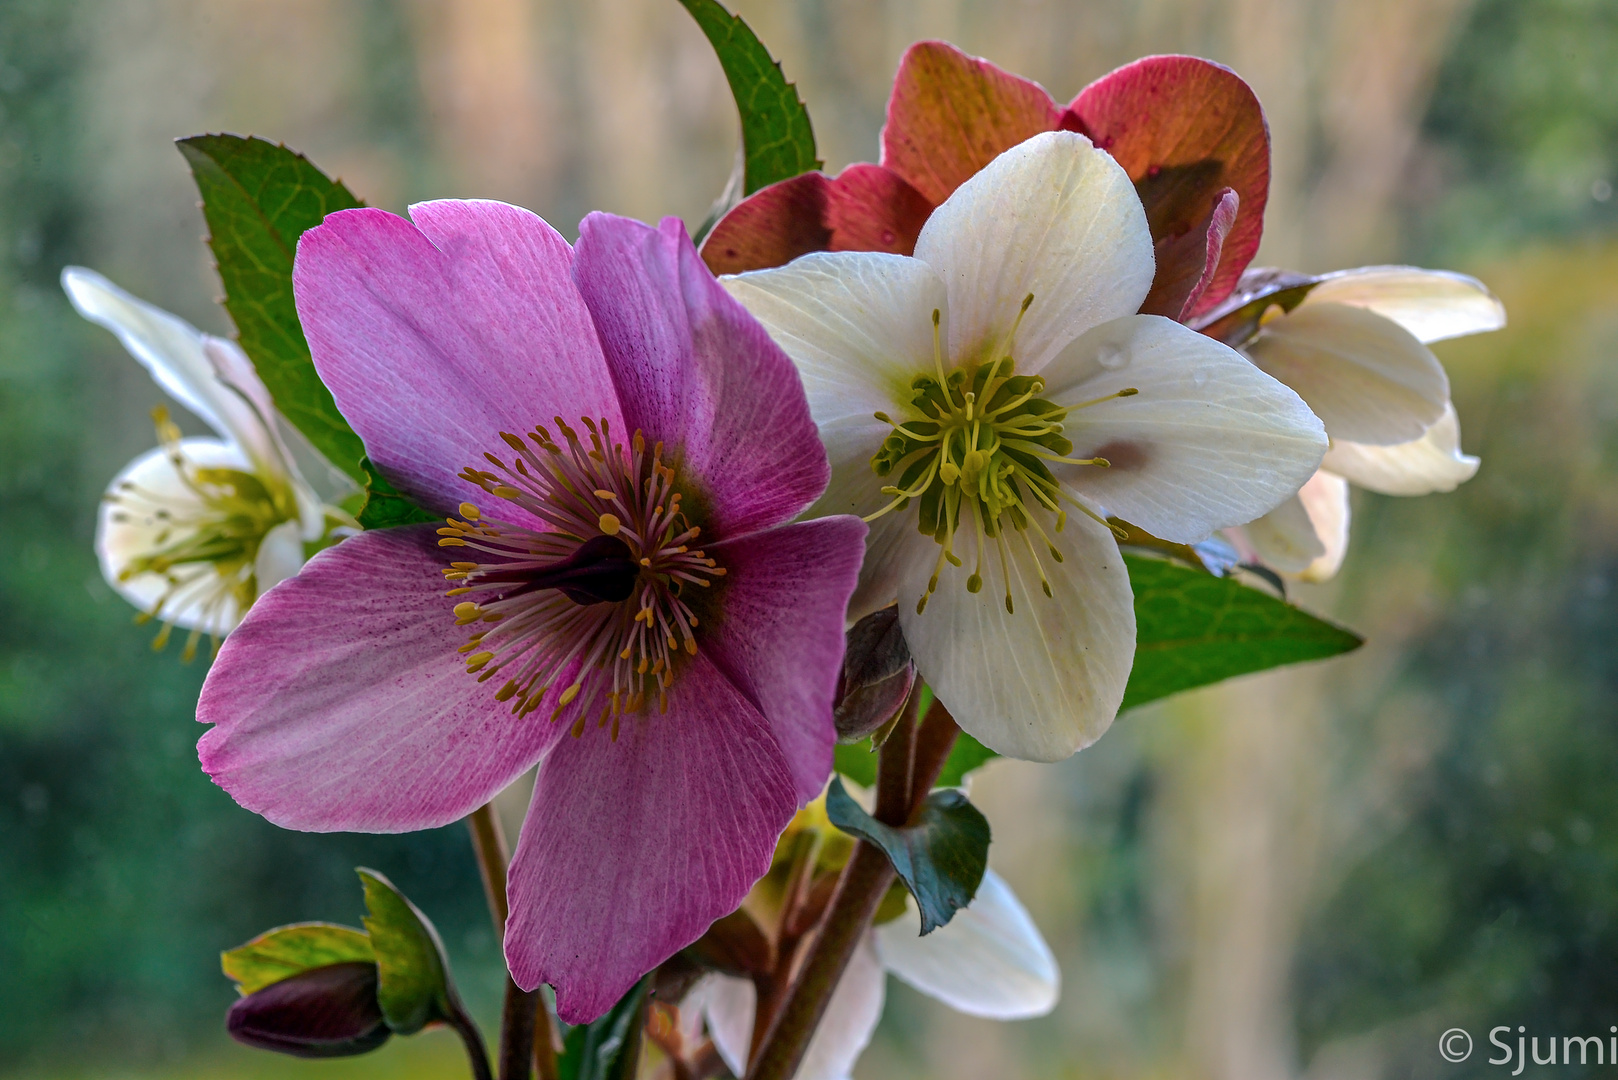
<box><xmin>1139</xmin><ymin>187</ymin><xmax>1239</xmax><ymax>321</ymax></box>
<box><xmin>701</xmin><ymin>164</ymin><xmax>933</xmax><ymax>277</ymax></box>
<box><xmin>1067</xmin><ymin>55</ymin><xmax>1270</xmax><ymax>319</ymax></box>
<box><xmin>880</xmin><ymin>40</ymin><xmax>1061</xmax><ymax>205</ymax></box>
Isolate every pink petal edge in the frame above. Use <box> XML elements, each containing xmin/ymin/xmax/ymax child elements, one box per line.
<box><xmin>197</xmin><ymin>526</ymin><xmax>565</xmax><ymax>832</ymax></box>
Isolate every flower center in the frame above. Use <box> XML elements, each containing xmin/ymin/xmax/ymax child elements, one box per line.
<box><xmin>106</xmin><ymin>406</ymin><xmax>295</xmax><ymax>659</ymax></box>
<box><xmin>867</xmin><ymin>302</ymin><xmax>1135</xmax><ymax>616</ymax></box>
<box><xmin>441</xmin><ymin>417</ymin><xmax>725</xmax><ymax>739</ymax></box>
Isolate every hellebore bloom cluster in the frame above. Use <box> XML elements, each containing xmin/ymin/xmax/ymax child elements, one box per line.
<box><xmin>1199</xmin><ymin>266</ymin><xmax>1505</xmax><ymax>579</ymax></box>
<box><xmin>195</xmin><ymin>202</ymin><xmax>866</xmax><ymax>1021</ymax></box>
<box><xmin>62</xmin><ymin>267</ymin><xmax>356</xmax><ymax>657</ymax></box>
<box><xmin>725</xmin><ymin>132</ymin><xmax>1328</xmax><ymax>762</ymax></box>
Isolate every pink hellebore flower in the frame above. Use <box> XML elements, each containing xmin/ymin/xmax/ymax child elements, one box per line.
<box><xmin>195</xmin><ymin>203</ymin><xmax>867</xmax><ymax>1022</ymax></box>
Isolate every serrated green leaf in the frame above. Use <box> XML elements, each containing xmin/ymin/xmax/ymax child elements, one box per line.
<box><xmin>177</xmin><ymin>134</ymin><xmax>367</xmax><ymax>484</ymax></box>
<box><xmin>221</xmin><ymin>922</ymin><xmax>375</xmax><ymax>996</ymax></box>
<box><xmin>356</xmin><ymin>456</ymin><xmax>437</xmax><ymax>530</ymax></box>
<box><xmin>1121</xmin><ymin>554</ymin><xmax>1362</xmax><ymax>710</ymax></box>
<box><xmin>678</xmin><ymin>0</ymin><xmax>819</xmax><ymax>195</ymax></box>
<box><xmin>825</xmin><ymin>776</ymin><xmax>989</xmax><ymax>934</ymax></box>
<box><xmin>356</xmin><ymin>868</ymin><xmax>454</xmax><ymax>1035</ymax></box>
<box><xmin>557</xmin><ymin>976</ymin><xmax>649</xmax><ymax>1080</ymax></box>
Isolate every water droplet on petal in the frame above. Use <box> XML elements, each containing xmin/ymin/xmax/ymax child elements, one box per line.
<box><xmin>1097</xmin><ymin>344</ymin><xmax>1129</xmax><ymax>371</ymax></box>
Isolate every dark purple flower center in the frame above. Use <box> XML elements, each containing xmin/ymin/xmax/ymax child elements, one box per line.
<box><xmin>437</xmin><ymin>417</ymin><xmax>725</xmax><ymax>739</ymax></box>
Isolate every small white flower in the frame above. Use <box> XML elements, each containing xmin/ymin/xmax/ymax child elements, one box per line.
<box><xmin>724</xmin><ymin>131</ymin><xmax>1327</xmax><ymax>761</ymax></box>
<box><xmin>64</xmin><ymin>267</ymin><xmax>357</xmax><ymax>657</ymax></box>
<box><xmin>1231</xmin><ymin>267</ymin><xmax>1504</xmax><ymax>581</ymax></box>
<box><xmin>689</xmin><ymin>868</ymin><xmax>1058</xmax><ymax>1080</ymax></box>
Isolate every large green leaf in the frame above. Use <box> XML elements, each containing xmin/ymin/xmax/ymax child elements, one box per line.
<box><xmin>221</xmin><ymin>922</ymin><xmax>375</xmax><ymax>995</ymax></box>
<box><xmin>356</xmin><ymin>868</ymin><xmax>455</xmax><ymax>1036</ymax></box>
<box><xmin>825</xmin><ymin>776</ymin><xmax>989</xmax><ymax>934</ymax></box>
<box><xmin>557</xmin><ymin>976</ymin><xmax>649</xmax><ymax>1080</ymax></box>
<box><xmin>1121</xmin><ymin>554</ymin><xmax>1362</xmax><ymax>710</ymax></box>
<box><xmin>177</xmin><ymin>134</ymin><xmax>367</xmax><ymax>483</ymax></box>
<box><xmin>678</xmin><ymin>0</ymin><xmax>819</xmax><ymax>196</ymax></box>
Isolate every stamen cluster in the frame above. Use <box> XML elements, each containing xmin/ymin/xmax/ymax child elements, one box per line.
<box><xmin>868</xmin><ymin>304</ymin><xmax>1135</xmax><ymax>615</ymax></box>
<box><xmin>106</xmin><ymin>406</ymin><xmax>293</xmax><ymax>659</ymax></box>
<box><xmin>440</xmin><ymin>417</ymin><xmax>725</xmax><ymax>739</ymax></box>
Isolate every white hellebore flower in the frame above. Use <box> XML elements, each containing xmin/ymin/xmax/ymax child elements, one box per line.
<box><xmin>724</xmin><ymin>131</ymin><xmax>1328</xmax><ymax>761</ymax></box>
<box><xmin>1232</xmin><ymin>266</ymin><xmax>1505</xmax><ymax>581</ymax></box>
<box><xmin>689</xmin><ymin>868</ymin><xmax>1058</xmax><ymax>1080</ymax></box>
<box><xmin>63</xmin><ymin>267</ymin><xmax>358</xmax><ymax>657</ymax></box>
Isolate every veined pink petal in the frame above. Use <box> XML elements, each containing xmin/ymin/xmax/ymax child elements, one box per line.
<box><xmin>881</xmin><ymin>40</ymin><xmax>1062</xmax><ymax>205</ymax></box>
<box><xmin>1067</xmin><ymin>55</ymin><xmax>1271</xmax><ymax>319</ymax></box>
<box><xmin>704</xmin><ymin>516</ymin><xmax>868</xmax><ymax>803</ymax></box>
<box><xmin>293</xmin><ymin>200</ymin><xmax>620</xmax><ymax>515</ymax></box>
<box><xmin>574</xmin><ymin>214</ymin><xmax>828</xmax><ymax>538</ymax></box>
<box><xmin>1139</xmin><ymin>187</ymin><xmax>1238</xmax><ymax>321</ymax></box>
<box><xmin>197</xmin><ymin>526</ymin><xmax>564</xmax><ymax>832</ymax></box>
<box><xmin>700</xmin><ymin>164</ymin><xmax>934</xmax><ymax>277</ymax></box>
<box><xmin>504</xmin><ymin>651</ymin><xmax>800</xmax><ymax>1022</ymax></box>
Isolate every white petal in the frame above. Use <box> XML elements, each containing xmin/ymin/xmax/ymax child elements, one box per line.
<box><xmin>875</xmin><ymin>869</ymin><xmax>1059</xmax><ymax>1020</ymax></box>
<box><xmin>914</xmin><ymin>130</ymin><xmax>1155</xmax><ymax>374</ymax></box>
<box><xmin>900</xmin><ymin>507</ymin><xmax>1134</xmax><ymax>762</ymax></box>
<box><xmin>1243</xmin><ymin>470</ymin><xmax>1351</xmax><ymax>581</ymax></box>
<box><xmin>1041</xmin><ymin>315</ymin><xmax>1328</xmax><ymax>543</ymax></box>
<box><xmin>62</xmin><ymin>268</ymin><xmax>281</xmax><ymax>471</ymax></box>
<box><xmin>813</xmin><ymin>458</ymin><xmax>940</xmax><ymax>623</ymax></box>
<box><xmin>1245</xmin><ymin>302</ymin><xmax>1449</xmax><ymax>446</ymax></box>
<box><xmin>96</xmin><ymin>438</ymin><xmax>251</xmax><ymax>636</ymax></box>
<box><xmin>1322</xmin><ymin>403</ymin><xmax>1480</xmax><ymax>496</ymax></box>
<box><xmin>1242</xmin><ymin>494</ymin><xmax>1325</xmax><ymax>575</ymax></box>
<box><xmin>1303</xmin><ymin>266</ymin><xmax>1506</xmax><ymax>343</ymax></box>
<box><xmin>1295</xmin><ymin>470</ymin><xmax>1350</xmax><ymax>582</ymax></box>
<box><xmin>254</xmin><ymin>518</ymin><xmax>308</xmax><ymax>594</ymax></box>
<box><xmin>688</xmin><ymin>974</ymin><xmax>753</xmax><ymax>1080</ymax></box>
<box><xmin>693</xmin><ymin>936</ymin><xmax>886</xmax><ymax>1080</ymax></box>
<box><xmin>723</xmin><ymin>251</ymin><xmax>946</xmax><ymax>428</ymax></box>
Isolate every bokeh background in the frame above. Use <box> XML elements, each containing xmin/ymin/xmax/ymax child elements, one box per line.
<box><xmin>3</xmin><ymin>0</ymin><xmax>1616</xmax><ymax>1076</ymax></box>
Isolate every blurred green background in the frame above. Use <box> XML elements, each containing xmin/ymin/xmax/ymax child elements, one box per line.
<box><xmin>2</xmin><ymin>0</ymin><xmax>1615</xmax><ymax>1077</ymax></box>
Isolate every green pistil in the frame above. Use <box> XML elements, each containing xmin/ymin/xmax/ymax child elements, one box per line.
<box><xmin>867</xmin><ymin>305</ymin><xmax>1128</xmax><ymax>615</ymax></box>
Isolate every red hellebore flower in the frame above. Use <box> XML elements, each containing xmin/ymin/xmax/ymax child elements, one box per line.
<box><xmin>701</xmin><ymin>40</ymin><xmax>1270</xmax><ymax>324</ymax></box>
<box><xmin>195</xmin><ymin>203</ymin><xmax>866</xmax><ymax>1022</ymax></box>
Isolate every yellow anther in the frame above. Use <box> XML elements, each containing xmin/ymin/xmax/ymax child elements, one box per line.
<box><xmin>453</xmin><ymin>601</ymin><xmax>480</xmax><ymax>619</ymax></box>
<box><xmin>452</xmin><ymin>562</ymin><xmax>478</xmax><ymax>570</ymax></box>
<box><xmin>438</xmin><ymin>538</ymin><xmax>466</xmax><ymax>547</ymax></box>
<box><xmin>593</xmin><ymin>489</ymin><xmax>616</xmax><ymax>500</ymax></box>
<box><xmin>444</xmin><ymin>587</ymin><xmax>471</xmax><ymax>597</ymax></box>
<box><xmin>598</xmin><ymin>513</ymin><xmax>622</xmax><ymax>536</ymax></box>
<box><xmin>558</xmin><ymin>683</ymin><xmax>581</xmax><ymax>706</ymax></box>
<box><xmin>495</xmin><ymin>681</ymin><xmax>520</xmax><ymax>702</ymax></box>
<box><xmin>939</xmin><ymin>461</ymin><xmax>960</xmax><ymax>484</ymax></box>
<box><xmin>492</xmin><ymin>485</ymin><xmax>520</xmax><ymax>499</ymax></box>
<box><xmin>458</xmin><ymin>503</ymin><xmax>481</xmax><ymax>521</ymax></box>
<box><xmin>464</xmin><ymin>651</ymin><xmax>494</xmax><ymax>672</ymax></box>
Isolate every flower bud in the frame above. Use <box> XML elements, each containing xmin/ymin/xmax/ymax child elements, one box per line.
<box><xmin>834</xmin><ymin>606</ymin><xmax>916</xmax><ymax>743</ymax></box>
<box><xmin>226</xmin><ymin>961</ymin><xmax>391</xmax><ymax>1058</ymax></box>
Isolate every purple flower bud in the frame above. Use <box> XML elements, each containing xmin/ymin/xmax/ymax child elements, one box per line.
<box><xmin>834</xmin><ymin>606</ymin><xmax>916</xmax><ymax>743</ymax></box>
<box><xmin>226</xmin><ymin>961</ymin><xmax>391</xmax><ymax>1058</ymax></box>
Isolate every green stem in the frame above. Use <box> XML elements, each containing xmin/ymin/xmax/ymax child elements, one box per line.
<box><xmin>445</xmin><ymin>1001</ymin><xmax>497</xmax><ymax>1080</ymax></box>
<box><xmin>745</xmin><ymin>697</ymin><xmax>960</xmax><ymax>1080</ymax></box>
<box><xmin>467</xmin><ymin>803</ymin><xmax>561</xmax><ymax>1080</ymax></box>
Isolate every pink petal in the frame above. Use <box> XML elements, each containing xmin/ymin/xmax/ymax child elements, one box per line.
<box><xmin>293</xmin><ymin>200</ymin><xmax>620</xmax><ymax>516</ymax></box>
<box><xmin>880</xmin><ymin>40</ymin><xmax>1061</xmax><ymax>205</ymax></box>
<box><xmin>1066</xmin><ymin>55</ymin><xmax>1270</xmax><ymax>319</ymax></box>
<box><xmin>504</xmin><ymin>651</ymin><xmax>800</xmax><ymax>1021</ymax></box>
<box><xmin>700</xmin><ymin>164</ymin><xmax>934</xmax><ymax>277</ymax></box>
<box><xmin>705</xmin><ymin>515</ymin><xmax>868</xmax><ymax>802</ymax></box>
<box><xmin>573</xmin><ymin>214</ymin><xmax>829</xmax><ymax>539</ymax></box>
<box><xmin>197</xmin><ymin>526</ymin><xmax>564</xmax><ymax>832</ymax></box>
<box><xmin>1138</xmin><ymin>187</ymin><xmax>1238</xmax><ymax>321</ymax></box>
